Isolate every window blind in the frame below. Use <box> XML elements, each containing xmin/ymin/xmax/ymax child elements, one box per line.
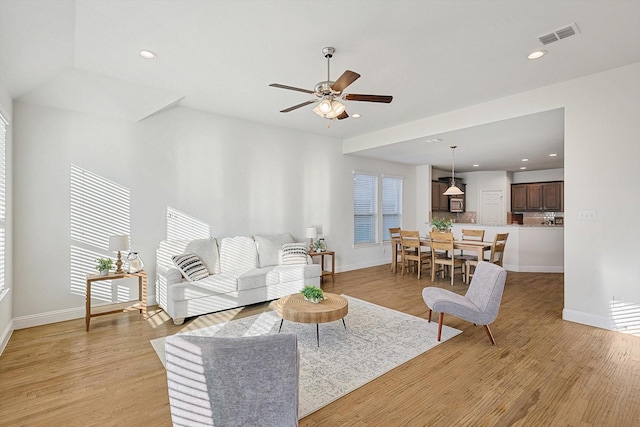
<box><xmin>353</xmin><ymin>172</ymin><xmax>379</xmax><ymax>245</ymax></box>
<box><xmin>382</xmin><ymin>175</ymin><xmax>403</xmax><ymax>241</ymax></box>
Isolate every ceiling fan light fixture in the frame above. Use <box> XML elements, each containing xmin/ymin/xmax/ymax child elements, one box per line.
<box><xmin>319</xmin><ymin>98</ymin><xmax>332</xmax><ymax>113</ymax></box>
<box><xmin>331</xmin><ymin>100</ymin><xmax>346</xmax><ymax>115</ymax></box>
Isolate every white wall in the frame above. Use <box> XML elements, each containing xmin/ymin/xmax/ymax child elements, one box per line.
<box><xmin>345</xmin><ymin>62</ymin><xmax>640</xmax><ymax>332</ymax></box>
<box><xmin>0</xmin><ymin>83</ymin><xmax>13</xmax><ymax>352</ymax></box>
<box><xmin>513</xmin><ymin>168</ymin><xmax>564</xmax><ymax>183</ymax></box>
<box><xmin>11</xmin><ymin>103</ymin><xmax>416</xmax><ymax>326</ymax></box>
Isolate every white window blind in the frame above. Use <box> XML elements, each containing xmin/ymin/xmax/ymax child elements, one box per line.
<box><xmin>382</xmin><ymin>175</ymin><xmax>403</xmax><ymax>241</ymax></box>
<box><xmin>353</xmin><ymin>172</ymin><xmax>379</xmax><ymax>245</ymax></box>
<box><xmin>0</xmin><ymin>116</ymin><xmax>5</xmax><ymax>291</ymax></box>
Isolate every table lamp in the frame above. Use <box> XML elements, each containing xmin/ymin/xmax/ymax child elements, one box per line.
<box><xmin>109</xmin><ymin>234</ymin><xmax>130</xmax><ymax>274</ymax></box>
<box><xmin>305</xmin><ymin>227</ymin><xmax>317</xmax><ymax>251</ymax></box>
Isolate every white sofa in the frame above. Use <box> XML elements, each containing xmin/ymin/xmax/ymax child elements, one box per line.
<box><xmin>156</xmin><ymin>233</ymin><xmax>322</xmax><ymax>325</ymax></box>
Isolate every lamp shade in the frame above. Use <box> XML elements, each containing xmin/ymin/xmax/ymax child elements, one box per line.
<box><xmin>443</xmin><ymin>185</ymin><xmax>464</xmax><ymax>196</ymax></box>
<box><xmin>109</xmin><ymin>234</ymin><xmax>130</xmax><ymax>252</ymax></box>
<box><xmin>305</xmin><ymin>227</ymin><xmax>318</xmax><ymax>239</ymax></box>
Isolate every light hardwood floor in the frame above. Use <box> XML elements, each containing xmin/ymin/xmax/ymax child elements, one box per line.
<box><xmin>1</xmin><ymin>265</ymin><xmax>639</xmax><ymax>426</ymax></box>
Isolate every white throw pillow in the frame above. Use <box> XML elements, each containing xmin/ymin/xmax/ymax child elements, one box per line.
<box><xmin>172</xmin><ymin>253</ymin><xmax>210</xmax><ymax>281</ymax></box>
<box><xmin>280</xmin><ymin>243</ymin><xmax>309</xmax><ymax>265</ymax></box>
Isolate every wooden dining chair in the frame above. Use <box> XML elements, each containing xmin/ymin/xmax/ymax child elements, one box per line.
<box><xmin>400</xmin><ymin>230</ymin><xmax>431</xmax><ymax>279</ymax></box>
<box><xmin>465</xmin><ymin>232</ymin><xmax>509</xmax><ymax>283</ymax></box>
<box><xmin>429</xmin><ymin>231</ymin><xmax>464</xmax><ymax>286</ymax></box>
<box><xmin>458</xmin><ymin>229</ymin><xmax>485</xmax><ymax>279</ymax></box>
<box><xmin>389</xmin><ymin>227</ymin><xmax>402</xmax><ymax>273</ymax></box>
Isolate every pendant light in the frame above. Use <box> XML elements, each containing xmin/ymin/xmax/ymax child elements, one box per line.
<box><xmin>443</xmin><ymin>145</ymin><xmax>464</xmax><ymax>196</ymax></box>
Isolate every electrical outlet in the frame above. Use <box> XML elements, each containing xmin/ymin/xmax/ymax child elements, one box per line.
<box><xmin>578</xmin><ymin>210</ymin><xmax>597</xmax><ymax>221</ymax></box>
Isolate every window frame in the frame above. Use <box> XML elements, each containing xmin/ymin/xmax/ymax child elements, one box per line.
<box><xmin>353</xmin><ymin>171</ymin><xmax>403</xmax><ymax>247</ymax></box>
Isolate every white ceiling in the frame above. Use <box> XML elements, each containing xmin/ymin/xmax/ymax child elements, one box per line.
<box><xmin>1</xmin><ymin>0</ymin><xmax>639</xmax><ymax>171</ymax></box>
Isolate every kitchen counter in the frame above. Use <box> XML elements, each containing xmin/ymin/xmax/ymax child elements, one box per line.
<box><xmin>450</xmin><ymin>224</ymin><xmax>563</xmax><ymax>273</ymax></box>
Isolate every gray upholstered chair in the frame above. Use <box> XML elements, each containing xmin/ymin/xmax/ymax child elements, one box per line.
<box><xmin>422</xmin><ymin>261</ymin><xmax>507</xmax><ymax>346</ymax></box>
<box><xmin>165</xmin><ymin>333</ymin><xmax>299</xmax><ymax>427</ymax></box>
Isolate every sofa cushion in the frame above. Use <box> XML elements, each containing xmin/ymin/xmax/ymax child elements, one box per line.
<box><xmin>254</xmin><ymin>233</ymin><xmax>294</xmax><ymax>267</ymax></box>
<box><xmin>280</xmin><ymin>243</ymin><xmax>309</xmax><ymax>265</ymax></box>
<box><xmin>267</xmin><ymin>264</ymin><xmax>322</xmax><ymax>286</ymax></box>
<box><xmin>172</xmin><ymin>253</ymin><xmax>210</xmax><ymax>281</ymax></box>
<box><xmin>220</xmin><ymin>236</ymin><xmax>258</xmax><ymax>277</ymax></box>
<box><xmin>169</xmin><ymin>274</ymin><xmax>238</xmax><ymax>301</ymax></box>
<box><xmin>186</xmin><ymin>237</ymin><xmax>220</xmax><ymax>274</ymax></box>
<box><xmin>237</xmin><ymin>267</ymin><xmax>273</xmax><ymax>291</ymax></box>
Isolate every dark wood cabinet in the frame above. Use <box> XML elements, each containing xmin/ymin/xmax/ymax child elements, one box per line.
<box><xmin>511</xmin><ymin>184</ymin><xmax>527</xmax><ymax>211</ymax></box>
<box><xmin>511</xmin><ymin>181</ymin><xmax>563</xmax><ymax>212</ymax></box>
<box><xmin>432</xmin><ymin>180</ymin><xmax>466</xmax><ymax>212</ymax></box>
<box><xmin>542</xmin><ymin>182</ymin><xmax>563</xmax><ymax>210</ymax></box>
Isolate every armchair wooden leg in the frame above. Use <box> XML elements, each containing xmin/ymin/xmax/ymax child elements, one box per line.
<box><xmin>427</xmin><ymin>309</ymin><xmax>432</xmax><ymax>323</ymax></box>
<box><xmin>483</xmin><ymin>324</ymin><xmax>496</xmax><ymax>346</ymax></box>
<box><xmin>437</xmin><ymin>312</ymin><xmax>444</xmax><ymax>341</ymax></box>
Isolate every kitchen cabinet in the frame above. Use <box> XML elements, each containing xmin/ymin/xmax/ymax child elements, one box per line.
<box><xmin>432</xmin><ymin>180</ymin><xmax>466</xmax><ymax>212</ymax></box>
<box><xmin>511</xmin><ymin>181</ymin><xmax>563</xmax><ymax>212</ymax></box>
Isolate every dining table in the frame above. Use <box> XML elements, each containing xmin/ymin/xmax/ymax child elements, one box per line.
<box><xmin>391</xmin><ymin>235</ymin><xmax>492</xmax><ymax>283</ymax></box>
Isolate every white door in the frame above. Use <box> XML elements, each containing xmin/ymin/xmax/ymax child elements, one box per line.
<box><xmin>482</xmin><ymin>190</ymin><xmax>504</xmax><ymax>225</ymax></box>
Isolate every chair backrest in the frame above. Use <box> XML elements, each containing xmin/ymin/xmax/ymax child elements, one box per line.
<box><xmin>489</xmin><ymin>233</ymin><xmax>509</xmax><ymax>266</ymax></box>
<box><xmin>389</xmin><ymin>227</ymin><xmax>401</xmax><ymax>239</ymax></box>
<box><xmin>429</xmin><ymin>231</ymin><xmax>454</xmax><ymax>255</ymax></box>
<box><xmin>165</xmin><ymin>333</ymin><xmax>299</xmax><ymax>427</ymax></box>
<box><xmin>465</xmin><ymin>261</ymin><xmax>507</xmax><ymax>324</ymax></box>
<box><xmin>461</xmin><ymin>229</ymin><xmax>485</xmax><ymax>242</ymax></box>
<box><xmin>399</xmin><ymin>230</ymin><xmax>421</xmax><ymax>252</ymax></box>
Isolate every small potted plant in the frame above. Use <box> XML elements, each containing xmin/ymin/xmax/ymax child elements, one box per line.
<box><xmin>300</xmin><ymin>285</ymin><xmax>325</xmax><ymax>303</ymax></box>
<box><xmin>95</xmin><ymin>258</ymin><xmax>114</xmax><ymax>276</ymax></box>
<box><xmin>431</xmin><ymin>217</ymin><xmax>453</xmax><ymax>232</ymax></box>
<box><xmin>312</xmin><ymin>240</ymin><xmax>323</xmax><ymax>252</ymax></box>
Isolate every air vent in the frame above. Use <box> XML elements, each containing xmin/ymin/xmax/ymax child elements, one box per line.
<box><xmin>537</xmin><ymin>23</ymin><xmax>580</xmax><ymax>45</ymax></box>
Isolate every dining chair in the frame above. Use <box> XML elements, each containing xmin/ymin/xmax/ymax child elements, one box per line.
<box><xmin>458</xmin><ymin>229</ymin><xmax>485</xmax><ymax>279</ymax></box>
<box><xmin>422</xmin><ymin>261</ymin><xmax>507</xmax><ymax>345</ymax></box>
<box><xmin>465</xmin><ymin>232</ymin><xmax>509</xmax><ymax>283</ymax></box>
<box><xmin>429</xmin><ymin>231</ymin><xmax>464</xmax><ymax>286</ymax></box>
<box><xmin>400</xmin><ymin>230</ymin><xmax>431</xmax><ymax>279</ymax></box>
<box><xmin>389</xmin><ymin>227</ymin><xmax>402</xmax><ymax>273</ymax></box>
<box><xmin>165</xmin><ymin>333</ymin><xmax>299</xmax><ymax>427</ymax></box>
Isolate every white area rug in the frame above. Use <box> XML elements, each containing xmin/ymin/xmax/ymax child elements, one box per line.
<box><xmin>151</xmin><ymin>295</ymin><xmax>461</xmax><ymax>418</ymax></box>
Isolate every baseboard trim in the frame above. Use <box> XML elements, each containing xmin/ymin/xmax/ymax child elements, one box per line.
<box><xmin>562</xmin><ymin>308</ymin><xmax>613</xmax><ymax>331</ymax></box>
<box><xmin>0</xmin><ymin>319</ymin><xmax>14</xmax><ymax>355</ymax></box>
<box><xmin>12</xmin><ymin>293</ymin><xmax>157</xmax><ymax>330</ymax></box>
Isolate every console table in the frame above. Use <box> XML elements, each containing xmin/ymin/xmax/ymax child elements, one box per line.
<box><xmin>309</xmin><ymin>250</ymin><xmax>335</xmax><ymax>284</ymax></box>
<box><xmin>85</xmin><ymin>270</ymin><xmax>147</xmax><ymax>331</ymax></box>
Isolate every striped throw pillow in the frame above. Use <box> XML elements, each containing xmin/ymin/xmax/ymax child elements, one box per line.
<box><xmin>280</xmin><ymin>243</ymin><xmax>309</xmax><ymax>265</ymax></box>
<box><xmin>172</xmin><ymin>253</ymin><xmax>210</xmax><ymax>281</ymax></box>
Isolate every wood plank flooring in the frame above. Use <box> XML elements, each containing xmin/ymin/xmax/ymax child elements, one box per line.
<box><xmin>1</xmin><ymin>265</ymin><xmax>639</xmax><ymax>426</ymax></box>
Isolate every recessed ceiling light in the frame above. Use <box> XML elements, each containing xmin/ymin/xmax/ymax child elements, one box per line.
<box><xmin>425</xmin><ymin>138</ymin><xmax>442</xmax><ymax>143</ymax></box>
<box><xmin>520</xmin><ymin>167</ymin><xmax>527</xmax><ymax>170</ymax></box>
<box><xmin>528</xmin><ymin>50</ymin><xmax>547</xmax><ymax>60</ymax></box>
<box><xmin>522</xmin><ymin>158</ymin><xmax>529</xmax><ymax>162</ymax></box>
<box><xmin>139</xmin><ymin>50</ymin><xmax>157</xmax><ymax>59</ymax></box>
<box><xmin>352</xmin><ymin>113</ymin><xmax>361</xmax><ymax>118</ymax></box>
<box><xmin>549</xmin><ymin>153</ymin><xmax>558</xmax><ymax>157</ymax></box>
<box><xmin>473</xmin><ymin>164</ymin><xmax>479</xmax><ymax>167</ymax></box>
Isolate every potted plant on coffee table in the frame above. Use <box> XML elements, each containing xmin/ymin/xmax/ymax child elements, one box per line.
<box><xmin>301</xmin><ymin>285</ymin><xmax>325</xmax><ymax>303</ymax></box>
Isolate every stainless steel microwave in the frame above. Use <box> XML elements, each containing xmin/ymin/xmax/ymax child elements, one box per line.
<box><xmin>450</xmin><ymin>198</ymin><xmax>464</xmax><ymax>212</ymax></box>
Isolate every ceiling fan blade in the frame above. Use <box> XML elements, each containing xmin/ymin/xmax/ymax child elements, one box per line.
<box><xmin>337</xmin><ymin>111</ymin><xmax>349</xmax><ymax>120</ymax></box>
<box><xmin>331</xmin><ymin>70</ymin><xmax>360</xmax><ymax>93</ymax></box>
<box><xmin>343</xmin><ymin>94</ymin><xmax>393</xmax><ymax>103</ymax></box>
<box><xmin>280</xmin><ymin>100</ymin><xmax>316</xmax><ymax>113</ymax></box>
<box><xmin>269</xmin><ymin>83</ymin><xmax>315</xmax><ymax>94</ymax></box>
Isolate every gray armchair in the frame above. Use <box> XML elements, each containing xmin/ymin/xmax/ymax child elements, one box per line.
<box><xmin>422</xmin><ymin>261</ymin><xmax>507</xmax><ymax>345</ymax></box>
<box><xmin>165</xmin><ymin>333</ymin><xmax>299</xmax><ymax>427</ymax></box>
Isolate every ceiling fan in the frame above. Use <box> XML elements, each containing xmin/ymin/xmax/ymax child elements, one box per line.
<box><xmin>269</xmin><ymin>47</ymin><xmax>393</xmax><ymax>121</ymax></box>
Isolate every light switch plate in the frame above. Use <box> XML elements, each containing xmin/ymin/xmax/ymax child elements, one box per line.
<box><xmin>578</xmin><ymin>210</ymin><xmax>597</xmax><ymax>221</ymax></box>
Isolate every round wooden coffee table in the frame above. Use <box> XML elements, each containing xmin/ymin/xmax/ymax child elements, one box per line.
<box><xmin>276</xmin><ymin>292</ymin><xmax>348</xmax><ymax>346</ymax></box>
